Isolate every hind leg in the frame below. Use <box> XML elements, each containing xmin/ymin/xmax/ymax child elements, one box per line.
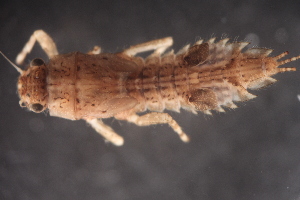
<box><xmin>16</xmin><ymin>30</ymin><xmax>59</xmax><ymax>65</ymax></box>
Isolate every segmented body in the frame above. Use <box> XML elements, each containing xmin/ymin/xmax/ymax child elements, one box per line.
<box><xmin>12</xmin><ymin>30</ymin><xmax>299</xmax><ymax>145</ymax></box>
<box><xmin>125</xmin><ymin>38</ymin><xmax>295</xmax><ymax>115</ymax></box>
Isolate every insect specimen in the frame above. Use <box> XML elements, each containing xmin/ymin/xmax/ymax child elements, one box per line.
<box><xmin>3</xmin><ymin>30</ymin><xmax>300</xmax><ymax>146</ymax></box>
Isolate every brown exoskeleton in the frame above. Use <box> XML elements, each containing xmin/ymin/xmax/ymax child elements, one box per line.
<box><xmin>3</xmin><ymin>30</ymin><xmax>300</xmax><ymax>146</ymax></box>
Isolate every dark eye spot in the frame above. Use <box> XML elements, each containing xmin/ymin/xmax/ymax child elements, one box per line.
<box><xmin>31</xmin><ymin>103</ymin><xmax>44</xmax><ymax>113</ymax></box>
<box><xmin>19</xmin><ymin>101</ymin><xmax>26</xmax><ymax>107</ymax></box>
<box><xmin>30</xmin><ymin>58</ymin><xmax>45</xmax><ymax>67</ymax></box>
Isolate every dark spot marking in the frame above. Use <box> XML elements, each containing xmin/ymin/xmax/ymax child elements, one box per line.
<box><xmin>189</xmin><ymin>89</ymin><xmax>217</xmax><ymax>111</ymax></box>
<box><xmin>184</xmin><ymin>43</ymin><xmax>209</xmax><ymax>66</ymax></box>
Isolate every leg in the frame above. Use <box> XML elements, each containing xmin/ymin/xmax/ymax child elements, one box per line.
<box><xmin>87</xmin><ymin>45</ymin><xmax>101</xmax><ymax>55</ymax></box>
<box><xmin>121</xmin><ymin>112</ymin><xmax>190</xmax><ymax>142</ymax></box>
<box><xmin>145</xmin><ymin>45</ymin><xmax>170</xmax><ymax>61</ymax></box>
<box><xmin>121</xmin><ymin>37</ymin><xmax>173</xmax><ymax>57</ymax></box>
<box><xmin>86</xmin><ymin>118</ymin><xmax>124</xmax><ymax>146</ymax></box>
<box><xmin>16</xmin><ymin>30</ymin><xmax>59</xmax><ymax>65</ymax></box>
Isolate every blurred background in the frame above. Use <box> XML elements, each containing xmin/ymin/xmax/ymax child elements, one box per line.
<box><xmin>1</xmin><ymin>0</ymin><xmax>300</xmax><ymax>199</ymax></box>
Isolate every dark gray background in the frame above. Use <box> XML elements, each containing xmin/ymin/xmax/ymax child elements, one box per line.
<box><xmin>1</xmin><ymin>0</ymin><xmax>300</xmax><ymax>199</ymax></box>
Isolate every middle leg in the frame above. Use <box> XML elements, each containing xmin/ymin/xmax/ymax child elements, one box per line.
<box><xmin>117</xmin><ymin>112</ymin><xmax>190</xmax><ymax>142</ymax></box>
<box><xmin>121</xmin><ymin>37</ymin><xmax>173</xmax><ymax>57</ymax></box>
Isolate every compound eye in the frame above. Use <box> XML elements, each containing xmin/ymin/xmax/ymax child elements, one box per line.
<box><xmin>19</xmin><ymin>101</ymin><xmax>27</xmax><ymax>107</ymax></box>
<box><xmin>30</xmin><ymin>58</ymin><xmax>45</xmax><ymax>67</ymax></box>
<box><xmin>30</xmin><ymin>103</ymin><xmax>44</xmax><ymax>113</ymax></box>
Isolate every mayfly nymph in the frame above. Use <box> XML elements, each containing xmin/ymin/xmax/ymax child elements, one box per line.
<box><xmin>3</xmin><ymin>30</ymin><xmax>299</xmax><ymax>146</ymax></box>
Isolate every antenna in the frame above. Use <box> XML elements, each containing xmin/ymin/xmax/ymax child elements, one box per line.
<box><xmin>0</xmin><ymin>51</ymin><xmax>24</xmax><ymax>74</ymax></box>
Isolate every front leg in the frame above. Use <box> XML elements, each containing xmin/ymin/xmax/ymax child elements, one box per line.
<box><xmin>86</xmin><ymin>118</ymin><xmax>124</xmax><ymax>146</ymax></box>
<box><xmin>16</xmin><ymin>30</ymin><xmax>59</xmax><ymax>65</ymax></box>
